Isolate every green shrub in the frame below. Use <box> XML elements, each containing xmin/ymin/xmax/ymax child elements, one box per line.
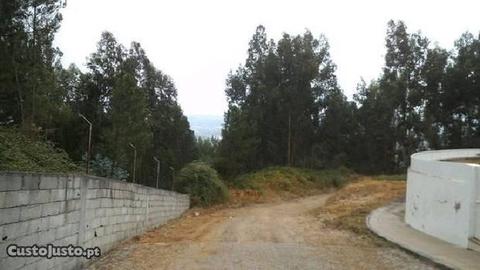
<box><xmin>175</xmin><ymin>161</ymin><xmax>229</xmax><ymax>206</ymax></box>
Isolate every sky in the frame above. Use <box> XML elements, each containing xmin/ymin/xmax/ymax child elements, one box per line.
<box><xmin>55</xmin><ymin>0</ymin><xmax>480</xmax><ymax>116</ymax></box>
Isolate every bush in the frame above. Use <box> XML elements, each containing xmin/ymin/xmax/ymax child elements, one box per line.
<box><xmin>175</xmin><ymin>161</ymin><xmax>229</xmax><ymax>206</ymax></box>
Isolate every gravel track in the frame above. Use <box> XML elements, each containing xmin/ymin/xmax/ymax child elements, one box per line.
<box><xmin>88</xmin><ymin>194</ymin><xmax>437</xmax><ymax>270</ymax></box>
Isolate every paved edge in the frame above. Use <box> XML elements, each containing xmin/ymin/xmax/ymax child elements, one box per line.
<box><xmin>367</xmin><ymin>202</ymin><xmax>480</xmax><ymax>270</ymax></box>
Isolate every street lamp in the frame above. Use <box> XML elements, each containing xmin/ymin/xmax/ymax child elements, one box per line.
<box><xmin>169</xmin><ymin>166</ymin><xmax>175</xmax><ymax>191</ymax></box>
<box><xmin>129</xmin><ymin>143</ymin><xmax>137</xmax><ymax>183</ymax></box>
<box><xmin>153</xmin><ymin>157</ymin><xmax>160</xmax><ymax>188</ymax></box>
<box><xmin>79</xmin><ymin>113</ymin><xmax>92</xmax><ymax>174</ymax></box>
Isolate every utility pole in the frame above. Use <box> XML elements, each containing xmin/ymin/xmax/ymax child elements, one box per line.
<box><xmin>169</xmin><ymin>166</ymin><xmax>175</xmax><ymax>191</ymax></box>
<box><xmin>287</xmin><ymin>112</ymin><xmax>292</xmax><ymax>167</ymax></box>
<box><xmin>129</xmin><ymin>143</ymin><xmax>137</xmax><ymax>183</ymax></box>
<box><xmin>153</xmin><ymin>157</ymin><xmax>160</xmax><ymax>188</ymax></box>
<box><xmin>79</xmin><ymin>113</ymin><xmax>92</xmax><ymax>174</ymax></box>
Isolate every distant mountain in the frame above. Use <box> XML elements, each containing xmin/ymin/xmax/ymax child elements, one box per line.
<box><xmin>187</xmin><ymin>115</ymin><xmax>223</xmax><ymax>138</ymax></box>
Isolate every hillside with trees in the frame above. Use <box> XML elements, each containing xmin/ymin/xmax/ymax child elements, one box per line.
<box><xmin>217</xmin><ymin>23</ymin><xmax>480</xmax><ymax>177</ymax></box>
<box><xmin>1</xmin><ymin>1</ymin><xmax>479</xmax><ymax>188</ymax></box>
<box><xmin>0</xmin><ymin>1</ymin><xmax>196</xmax><ymax>188</ymax></box>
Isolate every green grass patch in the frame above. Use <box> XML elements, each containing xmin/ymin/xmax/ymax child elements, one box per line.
<box><xmin>369</xmin><ymin>174</ymin><xmax>406</xmax><ymax>181</ymax></box>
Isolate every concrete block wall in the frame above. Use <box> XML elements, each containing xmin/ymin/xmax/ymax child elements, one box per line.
<box><xmin>405</xmin><ymin>149</ymin><xmax>480</xmax><ymax>248</ymax></box>
<box><xmin>0</xmin><ymin>172</ymin><xmax>189</xmax><ymax>270</ymax></box>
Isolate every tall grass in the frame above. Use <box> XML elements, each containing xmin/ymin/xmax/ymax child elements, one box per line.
<box><xmin>232</xmin><ymin>166</ymin><xmax>352</xmax><ymax>194</ymax></box>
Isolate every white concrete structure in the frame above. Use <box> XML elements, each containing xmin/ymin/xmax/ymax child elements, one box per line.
<box><xmin>406</xmin><ymin>149</ymin><xmax>480</xmax><ymax>249</ymax></box>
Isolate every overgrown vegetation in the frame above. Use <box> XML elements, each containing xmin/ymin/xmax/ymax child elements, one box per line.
<box><xmin>230</xmin><ymin>167</ymin><xmax>351</xmax><ymax>201</ymax></box>
<box><xmin>174</xmin><ymin>162</ymin><xmax>229</xmax><ymax>206</ymax></box>
<box><xmin>0</xmin><ymin>128</ymin><xmax>79</xmax><ymax>173</ymax></box>
<box><xmin>313</xmin><ymin>178</ymin><xmax>406</xmax><ymax>240</ymax></box>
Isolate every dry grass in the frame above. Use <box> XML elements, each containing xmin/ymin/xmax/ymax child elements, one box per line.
<box><xmin>229</xmin><ymin>166</ymin><xmax>352</xmax><ymax>205</ymax></box>
<box><xmin>312</xmin><ymin>177</ymin><xmax>406</xmax><ymax>242</ymax></box>
<box><xmin>228</xmin><ymin>188</ymin><xmax>266</xmax><ymax>206</ymax></box>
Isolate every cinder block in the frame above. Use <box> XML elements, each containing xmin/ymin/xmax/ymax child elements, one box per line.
<box><xmin>65</xmin><ymin>211</ymin><xmax>79</xmax><ymax>224</ymax></box>
<box><xmin>28</xmin><ymin>190</ymin><xmax>51</xmax><ymax>205</ymax></box>
<box><xmin>42</xmin><ymin>202</ymin><xmax>61</xmax><ymax>216</ymax></box>
<box><xmin>86</xmin><ymin>189</ymin><xmax>98</xmax><ymax>199</ymax></box>
<box><xmin>98</xmin><ymin>179</ymin><xmax>112</xmax><ymax>190</ymax></box>
<box><xmin>65</xmin><ymin>200</ymin><xmax>79</xmax><ymax>212</ymax></box>
<box><xmin>49</xmin><ymin>214</ymin><xmax>66</xmax><ymax>228</ymax></box>
<box><xmin>85</xmin><ymin>209</ymin><xmax>95</xmax><ymax>220</ymax></box>
<box><xmin>43</xmin><ymin>257</ymin><xmax>57</xmax><ymax>269</ymax></box>
<box><xmin>95</xmin><ymin>208</ymin><xmax>106</xmax><ymax>217</ymax></box>
<box><xmin>57</xmin><ymin>178</ymin><xmax>67</xmax><ymax>190</ymax></box>
<box><xmin>65</xmin><ymin>177</ymin><xmax>74</xmax><ymax>189</ymax></box>
<box><xmin>62</xmin><ymin>258</ymin><xmax>80</xmax><ymax>270</ymax></box>
<box><xmin>98</xmin><ymin>217</ymin><xmax>108</xmax><ymax>227</ymax></box>
<box><xmin>20</xmin><ymin>205</ymin><xmax>42</xmax><ymax>221</ymax></box>
<box><xmin>38</xmin><ymin>229</ymin><xmax>55</xmax><ymax>245</ymax></box>
<box><xmin>50</xmin><ymin>256</ymin><xmax>69</xmax><ymax>269</ymax></box>
<box><xmin>100</xmin><ymin>198</ymin><xmax>112</xmax><ymax>208</ymax></box>
<box><xmin>84</xmin><ymin>229</ymin><xmax>95</xmax><ymax>242</ymax></box>
<box><xmin>109</xmin><ymin>208</ymin><xmax>119</xmax><ymax>216</ymax></box>
<box><xmin>73</xmin><ymin>177</ymin><xmax>81</xmax><ymax>189</ymax></box>
<box><xmin>103</xmin><ymin>225</ymin><xmax>112</xmax><ymax>235</ymax></box>
<box><xmin>22</xmin><ymin>260</ymin><xmax>42</xmax><ymax>270</ymax></box>
<box><xmin>0</xmin><ymin>238</ymin><xmax>14</xmax><ymax>259</ymax></box>
<box><xmin>38</xmin><ymin>217</ymin><xmax>50</xmax><ymax>232</ymax></box>
<box><xmin>0</xmin><ymin>256</ymin><xmax>26</xmax><ymax>270</ymax></box>
<box><xmin>87</xmin><ymin>179</ymin><xmax>100</xmax><ymax>189</ymax></box>
<box><xmin>55</xmin><ymin>224</ymin><xmax>77</xmax><ymax>240</ymax></box>
<box><xmin>50</xmin><ymin>189</ymin><xmax>66</xmax><ymax>202</ymax></box>
<box><xmin>39</xmin><ymin>176</ymin><xmax>58</xmax><ymax>190</ymax></box>
<box><xmin>1</xmin><ymin>221</ymin><xmax>27</xmax><ymax>241</ymax></box>
<box><xmin>20</xmin><ymin>175</ymin><xmax>41</xmax><ymax>190</ymax></box>
<box><xmin>95</xmin><ymin>189</ymin><xmax>107</xmax><ymax>198</ymax></box>
<box><xmin>4</xmin><ymin>190</ymin><xmax>30</xmax><ymax>208</ymax></box>
<box><xmin>86</xmin><ymin>199</ymin><xmax>100</xmax><ymax>209</ymax></box>
<box><xmin>15</xmin><ymin>232</ymin><xmax>39</xmax><ymax>246</ymax></box>
<box><xmin>0</xmin><ymin>207</ymin><xmax>21</xmax><ymax>225</ymax></box>
<box><xmin>58</xmin><ymin>234</ymin><xmax>77</xmax><ymax>246</ymax></box>
<box><xmin>66</xmin><ymin>189</ymin><xmax>81</xmax><ymax>200</ymax></box>
<box><xmin>113</xmin><ymin>200</ymin><xmax>123</xmax><ymax>208</ymax></box>
<box><xmin>0</xmin><ymin>174</ymin><xmax>23</xmax><ymax>192</ymax></box>
<box><xmin>88</xmin><ymin>218</ymin><xmax>99</xmax><ymax>229</ymax></box>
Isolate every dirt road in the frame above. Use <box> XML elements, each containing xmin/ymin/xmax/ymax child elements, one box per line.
<box><xmin>88</xmin><ymin>194</ymin><xmax>436</xmax><ymax>270</ymax></box>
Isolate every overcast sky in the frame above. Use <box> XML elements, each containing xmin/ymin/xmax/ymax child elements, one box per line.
<box><xmin>55</xmin><ymin>0</ymin><xmax>479</xmax><ymax>116</ymax></box>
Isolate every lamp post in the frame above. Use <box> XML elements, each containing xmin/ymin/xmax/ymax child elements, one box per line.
<box><xmin>79</xmin><ymin>113</ymin><xmax>92</xmax><ymax>174</ymax></box>
<box><xmin>169</xmin><ymin>166</ymin><xmax>175</xmax><ymax>191</ymax></box>
<box><xmin>153</xmin><ymin>157</ymin><xmax>160</xmax><ymax>188</ymax></box>
<box><xmin>129</xmin><ymin>143</ymin><xmax>137</xmax><ymax>183</ymax></box>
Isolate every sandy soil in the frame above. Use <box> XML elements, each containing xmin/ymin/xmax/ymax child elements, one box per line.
<box><xmin>88</xmin><ymin>193</ymin><xmax>437</xmax><ymax>270</ymax></box>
